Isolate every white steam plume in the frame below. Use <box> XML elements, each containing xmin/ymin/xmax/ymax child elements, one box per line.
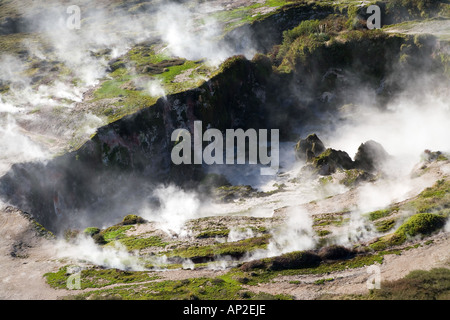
<box><xmin>56</xmin><ymin>235</ymin><xmax>146</xmax><ymax>271</ymax></box>
<box><xmin>155</xmin><ymin>2</ymin><xmax>255</xmax><ymax>65</ymax></box>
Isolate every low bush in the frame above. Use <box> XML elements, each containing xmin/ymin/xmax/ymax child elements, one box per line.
<box><xmin>318</xmin><ymin>245</ymin><xmax>355</xmax><ymax>260</ymax></box>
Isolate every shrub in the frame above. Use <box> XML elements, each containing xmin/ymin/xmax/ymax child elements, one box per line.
<box><xmin>386</xmin><ymin>0</ymin><xmax>443</xmax><ymax>22</ymax></box>
<box><xmin>240</xmin><ymin>259</ymin><xmax>269</xmax><ymax>272</ymax></box>
<box><xmin>371</xmin><ymin>268</ymin><xmax>450</xmax><ymax>300</ymax></box>
<box><xmin>122</xmin><ymin>214</ymin><xmax>145</xmax><ymax>225</ymax></box>
<box><xmin>92</xmin><ymin>233</ymin><xmax>107</xmax><ymax>245</ymax></box>
<box><xmin>318</xmin><ymin>245</ymin><xmax>354</xmax><ymax>260</ymax></box>
<box><xmin>269</xmin><ymin>251</ymin><xmax>322</xmax><ymax>271</ymax></box>
<box><xmin>282</xmin><ymin>20</ymin><xmax>321</xmax><ymax>45</ymax></box>
<box><xmin>83</xmin><ymin>227</ymin><xmax>100</xmax><ymax>236</ymax></box>
<box><xmin>240</xmin><ymin>250</ymin><xmax>322</xmax><ymax>272</ymax></box>
<box><xmin>397</xmin><ymin>213</ymin><xmax>446</xmax><ymax>237</ymax></box>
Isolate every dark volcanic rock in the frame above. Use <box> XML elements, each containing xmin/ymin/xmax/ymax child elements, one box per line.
<box><xmin>312</xmin><ymin>148</ymin><xmax>354</xmax><ymax>175</ymax></box>
<box><xmin>353</xmin><ymin>140</ymin><xmax>389</xmax><ymax>173</ymax></box>
<box><xmin>295</xmin><ymin>134</ymin><xmax>326</xmax><ymax>162</ymax></box>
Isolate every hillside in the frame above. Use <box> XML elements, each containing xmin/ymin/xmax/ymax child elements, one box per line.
<box><xmin>0</xmin><ymin>0</ymin><xmax>449</xmax><ymax>301</ymax></box>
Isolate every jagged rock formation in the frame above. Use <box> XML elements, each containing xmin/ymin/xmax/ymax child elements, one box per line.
<box><xmin>295</xmin><ymin>134</ymin><xmax>326</xmax><ymax>162</ymax></box>
<box><xmin>312</xmin><ymin>148</ymin><xmax>354</xmax><ymax>176</ymax></box>
<box><xmin>295</xmin><ymin>134</ymin><xmax>390</xmax><ymax>179</ymax></box>
<box><xmin>353</xmin><ymin>140</ymin><xmax>390</xmax><ymax>173</ymax></box>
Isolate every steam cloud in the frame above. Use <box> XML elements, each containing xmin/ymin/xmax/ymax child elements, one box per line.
<box><xmin>1</xmin><ymin>0</ymin><xmax>449</xmax><ymax>271</ymax></box>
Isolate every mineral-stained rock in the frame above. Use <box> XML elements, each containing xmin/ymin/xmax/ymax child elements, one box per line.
<box><xmin>353</xmin><ymin>140</ymin><xmax>389</xmax><ymax>173</ymax></box>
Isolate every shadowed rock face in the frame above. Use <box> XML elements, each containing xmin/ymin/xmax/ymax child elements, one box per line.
<box><xmin>295</xmin><ymin>134</ymin><xmax>326</xmax><ymax>162</ymax></box>
<box><xmin>353</xmin><ymin>140</ymin><xmax>390</xmax><ymax>173</ymax></box>
<box><xmin>295</xmin><ymin>135</ymin><xmax>390</xmax><ymax>178</ymax></box>
<box><xmin>0</xmin><ymin>56</ymin><xmax>274</xmax><ymax>232</ymax></box>
<box><xmin>312</xmin><ymin>148</ymin><xmax>354</xmax><ymax>176</ymax></box>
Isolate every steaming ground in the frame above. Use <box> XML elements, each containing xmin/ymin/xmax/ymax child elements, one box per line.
<box><xmin>0</xmin><ymin>0</ymin><xmax>260</xmax><ymax>177</ymax></box>
<box><xmin>1</xmin><ymin>155</ymin><xmax>449</xmax><ymax>299</ymax></box>
<box><xmin>1</xmin><ymin>0</ymin><xmax>450</xmax><ymax>300</ymax></box>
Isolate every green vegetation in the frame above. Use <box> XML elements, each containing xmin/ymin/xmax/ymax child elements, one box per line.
<box><xmin>100</xmin><ymin>225</ymin><xmax>134</xmax><ymax>243</ymax></box>
<box><xmin>90</xmin><ymin>43</ymin><xmax>216</xmax><ymax>124</ymax></box>
<box><xmin>118</xmin><ymin>235</ymin><xmax>169</xmax><ymax>251</ymax></box>
<box><xmin>369</xmin><ymin>268</ymin><xmax>450</xmax><ymax>299</ymax></box>
<box><xmin>241</xmin><ymin>252</ymin><xmax>385</xmax><ymax>285</ymax></box>
<box><xmin>374</xmin><ymin>218</ymin><xmax>397</xmax><ymax>233</ymax></box>
<box><xmin>405</xmin><ymin>179</ymin><xmax>450</xmax><ymax>215</ymax></box>
<box><xmin>386</xmin><ymin>0</ymin><xmax>446</xmax><ymax>21</ymax></box>
<box><xmin>196</xmin><ymin>229</ymin><xmax>231</xmax><ymax>239</ymax></box>
<box><xmin>167</xmin><ymin>235</ymin><xmax>271</xmax><ymax>261</ymax></box>
<box><xmin>313</xmin><ymin>212</ymin><xmax>350</xmax><ymax>227</ymax></box>
<box><xmin>83</xmin><ymin>227</ymin><xmax>100</xmax><ymax>236</ymax></box>
<box><xmin>314</xmin><ymin>277</ymin><xmax>334</xmax><ymax>285</ymax></box>
<box><xmin>367</xmin><ymin>207</ymin><xmax>398</xmax><ymax>221</ymax></box>
<box><xmin>367</xmin><ymin>178</ymin><xmax>450</xmax><ymax>249</ymax></box>
<box><xmin>397</xmin><ymin>212</ymin><xmax>446</xmax><ymax>237</ymax></box>
<box><xmin>44</xmin><ymin>266</ymin><xmax>156</xmax><ymax>290</ymax></box>
<box><xmin>316</xmin><ymin>229</ymin><xmax>332</xmax><ymax>237</ymax></box>
<box><xmin>121</xmin><ymin>214</ymin><xmax>146</xmax><ymax>225</ymax></box>
<box><xmin>370</xmin><ymin>213</ymin><xmax>446</xmax><ymax>250</ymax></box>
<box><xmin>282</xmin><ymin>19</ymin><xmax>322</xmax><ymax>45</ymax></box>
<box><xmin>65</xmin><ymin>274</ymin><xmax>292</xmax><ymax>300</ymax></box>
<box><xmin>211</xmin><ymin>0</ymin><xmax>293</xmax><ymax>32</ymax></box>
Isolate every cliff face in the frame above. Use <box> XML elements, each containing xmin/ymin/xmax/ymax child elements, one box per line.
<box><xmin>0</xmin><ymin>55</ymin><xmax>274</xmax><ymax>231</ymax></box>
<box><xmin>0</xmin><ymin>1</ymin><xmax>448</xmax><ymax>233</ymax></box>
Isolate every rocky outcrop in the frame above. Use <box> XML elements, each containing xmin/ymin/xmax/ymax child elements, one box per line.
<box><xmin>295</xmin><ymin>135</ymin><xmax>389</xmax><ymax>178</ymax></box>
<box><xmin>0</xmin><ymin>55</ymin><xmax>273</xmax><ymax>232</ymax></box>
<box><xmin>312</xmin><ymin>148</ymin><xmax>354</xmax><ymax>176</ymax></box>
<box><xmin>295</xmin><ymin>134</ymin><xmax>326</xmax><ymax>162</ymax></box>
<box><xmin>353</xmin><ymin>140</ymin><xmax>390</xmax><ymax>173</ymax></box>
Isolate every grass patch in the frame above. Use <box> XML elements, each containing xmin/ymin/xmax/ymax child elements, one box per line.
<box><xmin>367</xmin><ymin>207</ymin><xmax>398</xmax><ymax>221</ymax></box>
<box><xmin>314</xmin><ymin>277</ymin><xmax>334</xmax><ymax>285</ymax></box>
<box><xmin>100</xmin><ymin>225</ymin><xmax>134</xmax><ymax>243</ymax></box>
<box><xmin>167</xmin><ymin>235</ymin><xmax>271</xmax><ymax>262</ymax></box>
<box><xmin>66</xmin><ymin>275</ymin><xmax>292</xmax><ymax>300</ymax></box>
<box><xmin>118</xmin><ymin>235</ymin><xmax>169</xmax><ymax>251</ymax></box>
<box><xmin>242</xmin><ymin>253</ymin><xmax>385</xmax><ymax>285</ymax></box>
<box><xmin>313</xmin><ymin>213</ymin><xmax>350</xmax><ymax>227</ymax></box>
<box><xmin>369</xmin><ymin>212</ymin><xmax>446</xmax><ymax>251</ymax></box>
<box><xmin>44</xmin><ymin>266</ymin><xmax>156</xmax><ymax>290</ymax></box>
<box><xmin>405</xmin><ymin>179</ymin><xmax>450</xmax><ymax>214</ymax></box>
<box><xmin>196</xmin><ymin>229</ymin><xmax>231</xmax><ymax>239</ymax></box>
<box><xmin>369</xmin><ymin>268</ymin><xmax>450</xmax><ymax>300</ymax></box>
<box><xmin>374</xmin><ymin>218</ymin><xmax>397</xmax><ymax>233</ymax></box>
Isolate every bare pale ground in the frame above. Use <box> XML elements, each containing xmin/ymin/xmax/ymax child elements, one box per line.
<box><xmin>0</xmin><ymin>160</ymin><xmax>449</xmax><ymax>300</ymax></box>
<box><xmin>384</xmin><ymin>19</ymin><xmax>450</xmax><ymax>41</ymax></box>
<box><xmin>0</xmin><ymin>207</ymin><xmax>70</xmax><ymax>299</ymax></box>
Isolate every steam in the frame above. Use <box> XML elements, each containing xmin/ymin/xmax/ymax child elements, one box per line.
<box><xmin>57</xmin><ymin>235</ymin><xmax>146</xmax><ymax>271</ymax></box>
<box><xmin>147</xmin><ymin>79</ymin><xmax>166</xmax><ymax>98</ymax></box>
<box><xmin>0</xmin><ymin>115</ymin><xmax>47</xmax><ymax>175</ymax></box>
<box><xmin>227</xmin><ymin>227</ymin><xmax>255</xmax><ymax>242</ymax></box>
<box><xmin>266</xmin><ymin>207</ymin><xmax>316</xmax><ymax>256</ymax></box>
<box><xmin>155</xmin><ymin>2</ymin><xmax>255</xmax><ymax>65</ymax></box>
<box><xmin>327</xmin><ymin>92</ymin><xmax>450</xmax><ymax>176</ymax></box>
<box><xmin>142</xmin><ymin>185</ymin><xmax>203</xmax><ymax>236</ymax></box>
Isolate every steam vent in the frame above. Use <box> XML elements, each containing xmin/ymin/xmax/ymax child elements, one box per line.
<box><xmin>0</xmin><ymin>0</ymin><xmax>449</xmax><ymax>307</ymax></box>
